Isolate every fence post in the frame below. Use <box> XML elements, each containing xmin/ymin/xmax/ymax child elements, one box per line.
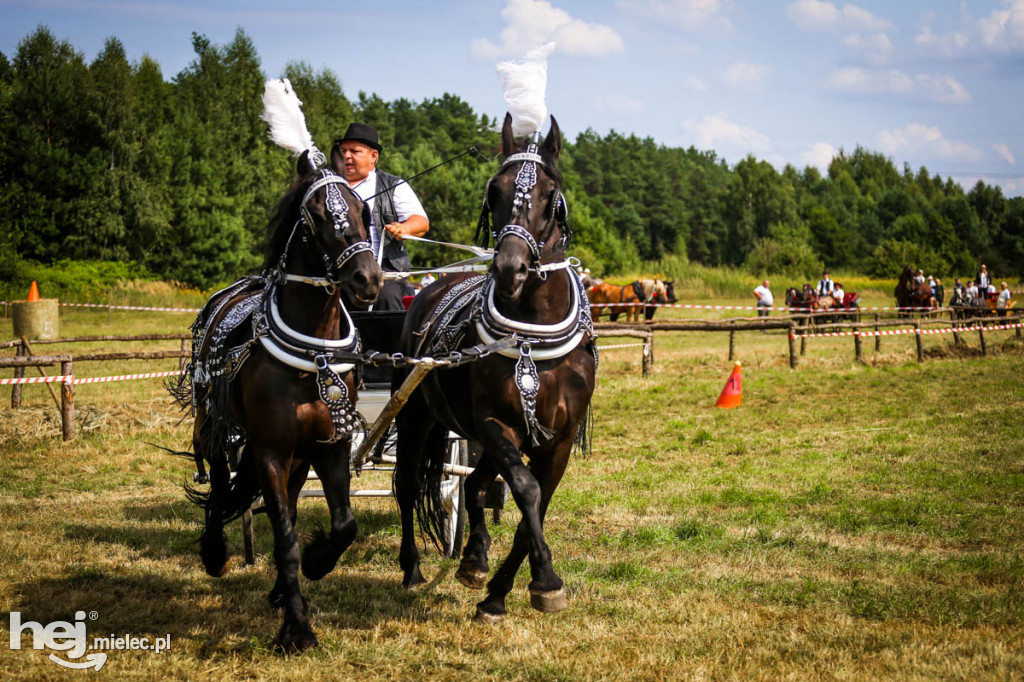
<box><xmin>60</xmin><ymin>360</ymin><xmax>75</xmax><ymax>441</ymax></box>
<box><xmin>728</xmin><ymin>330</ymin><xmax>735</xmax><ymax>361</ymax></box>
<box><xmin>11</xmin><ymin>341</ymin><xmax>25</xmax><ymax>408</ymax></box>
<box><xmin>788</xmin><ymin>324</ymin><xmax>798</xmax><ymax>369</ymax></box>
<box><xmin>642</xmin><ymin>338</ymin><xmax>651</xmax><ymax>377</ymax></box>
<box><xmin>854</xmin><ymin>330</ymin><xmax>863</xmax><ymax>363</ymax></box>
<box><xmin>179</xmin><ymin>338</ymin><xmax>189</xmax><ymax>372</ymax></box>
<box><xmin>874</xmin><ymin>314</ymin><xmax>881</xmax><ymax>352</ymax></box>
<box><xmin>978</xmin><ymin>324</ymin><xmax>987</xmax><ymax>356</ymax></box>
<box><xmin>914</xmin><ymin>321</ymin><xmax>924</xmax><ymax>362</ymax></box>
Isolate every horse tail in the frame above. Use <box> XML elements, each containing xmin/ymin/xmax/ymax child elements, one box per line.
<box><xmin>180</xmin><ymin>372</ymin><xmax>261</xmax><ymax>525</ymax></box>
<box><xmin>573</xmin><ymin>402</ymin><xmax>593</xmax><ymax>458</ymax></box>
<box><xmin>183</xmin><ymin>441</ymin><xmax>261</xmax><ymax>525</ymax></box>
<box><xmin>410</xmin><ymin>423</ymin><xmax>450</xmax><ymax>552</ymax></box>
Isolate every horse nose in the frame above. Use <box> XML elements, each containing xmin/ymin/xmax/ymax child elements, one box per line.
<box><xmin>351</xmin><ymin>266</ymin><xmax>381</xmax><ymax>297</ymax></box>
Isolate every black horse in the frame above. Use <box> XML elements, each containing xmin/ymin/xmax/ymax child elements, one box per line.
<box><xmin>392</xmin><ymin>113</ymin><xmax>597</xmax><ymax>622</ymax></box>
<box><xmin>171</xmin><ymin>149</ymin><xmax>381</xmax><ymax>652</ymax></box>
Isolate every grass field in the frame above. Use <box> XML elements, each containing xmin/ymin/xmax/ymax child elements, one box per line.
<box><xmin>1</xmin><ymin>297</ymin><xmax>1022</xmax><ymax>680</ymax></box>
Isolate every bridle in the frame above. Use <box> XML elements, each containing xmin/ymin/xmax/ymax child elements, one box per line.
<box><xmin>475</xmin><ymin>141</ymin><xmax>570</xmax><ymax>277</ymax></box>
<box><xmin>278</xmin><ymin>169</ymin><xmax>373</xmax><ymax>287</ymax></box>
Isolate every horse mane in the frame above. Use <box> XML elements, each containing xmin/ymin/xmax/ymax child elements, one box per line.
<box><xmin>262</xmin><ymin>175</ymin><xmax>311</xmax><ymax>270</ymax></box>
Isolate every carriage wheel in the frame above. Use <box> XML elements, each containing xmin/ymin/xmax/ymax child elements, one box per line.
<box><xmin>439</xmin><ymin>436</ymin><xmax>467</xmax><ymax>558</ymax></box>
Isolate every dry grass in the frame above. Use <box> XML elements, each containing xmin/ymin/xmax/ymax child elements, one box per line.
<box><xmin>1</xmin><ymin>303</ymin><xmax>1022</xmax><ymax>680</ymax></box>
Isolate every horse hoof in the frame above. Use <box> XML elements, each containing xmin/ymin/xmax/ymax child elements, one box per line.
<box><xmin>272</xmin><ymin>622</ymin><xmax>318</xmax><ymax>654</ymax></box>
<box><xmin>401</xmin><ymin>567</ymin><xmax>428</xmax><ymax>591</ymax></box>
<box><xmin>455</xmin><ymin>566</ymin><xmax>488</xmax><ymax>590</ymax></box>
<box><xmin>529</xmin><ymin>587</ymin><xmax>568</xmax><ymax>613</ymax></box>
<box><xmin>472</xmin><ymin>607</ymin><xmax>504</xmax><ymax>625</ymax></box>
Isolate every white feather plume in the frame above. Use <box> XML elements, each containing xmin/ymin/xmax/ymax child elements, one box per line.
<box><xmin>261</xmin><ymin>78</ymin><xmax>316</xmax><ymax>157</ymax></box>
<box><xmin>496</xmin><ymin>42</ymin><xmax>555</xmax><ymax>138</ymax></box>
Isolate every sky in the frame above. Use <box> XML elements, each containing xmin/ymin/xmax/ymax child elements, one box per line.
<box><xmin>2</xmin><ymin>0</ymin><xmax>1023</xmax><ymax>196</ymax></box>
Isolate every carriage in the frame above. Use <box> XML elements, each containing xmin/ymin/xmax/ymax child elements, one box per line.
<box><xmin>172</xmin><ymin>76</ymin><xmax>595</xmax><ymax>650</ymax></box>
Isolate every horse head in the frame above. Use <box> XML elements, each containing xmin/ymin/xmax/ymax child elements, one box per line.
<box><xmin>287</xmin><ymin>149</ymin><xmax>380</xmax><ymax>307</ymax></box>
<box><xmin>662</xmin><ymin>280</ymin><xmax>677</xmax><ymax>303</ymax></box>
<box><xmin>481</xmin><ymin>112</ymin><xmax>567</xmax><ymax>304</ymax></box>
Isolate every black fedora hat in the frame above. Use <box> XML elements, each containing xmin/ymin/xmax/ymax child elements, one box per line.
<box><xmin>334</xmin><ymin>122</ymin><xmax>382</xmax><ymax>152</ymax></box>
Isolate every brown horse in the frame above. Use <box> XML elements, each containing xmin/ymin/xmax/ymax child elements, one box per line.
<box><xmin>587</xmin><ymin>281</ymin><xmax>645</xmax><ymax>322</ymax></box>
<box><xmin>171</xmin><ymin>150</ymin><xmax>382</xmax><ymax>652</ymax></box>
<box><xmin>895</xmin><ymin>266</ymin><xmax>935</xmax><ymax>312</ymax></box>
<box><xmin>392</xmin><ymin>113</ymin><xmax>597</xmax><ymax>623</ymax></box>
<box><xmin>640</xmin><ymin>279</ymin><xmax>677</xmax><ymax>320</ymax></box>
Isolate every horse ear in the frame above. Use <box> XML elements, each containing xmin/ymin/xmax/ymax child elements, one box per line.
<box><xmin>501</xmin><ymin>112</ymin><xmax>515</xmax><ymax>156</ymax></box>
<box><xmin>297</xmin><ymin>150</ymin><xmax>317</xmax><ymax>177</ymax></box>
<box><xmin>543</xmin><ymin>116</ymin><xmax>562</xmax><ymax>160</ymax></box>
<box><xmin>329</xmin><ymin>142</ymin><xmax>345</xmax><ymax>176</ymax></box>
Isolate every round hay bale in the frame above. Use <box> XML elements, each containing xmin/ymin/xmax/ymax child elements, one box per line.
<box><xmin>11</xmin><ymin>299</ymin><xmax>60</xmax><ymax>340</ymax></box>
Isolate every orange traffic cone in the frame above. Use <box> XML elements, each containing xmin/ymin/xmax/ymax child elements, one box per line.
<box><xmin>27</xmin><ymin>281</ymin><xmax>40</xmax><ymax>302</ymax></box>
<box><xmin>715</xmin><ymin>361</ymin><xmax>742</xmax><ymax>408</ymax></box>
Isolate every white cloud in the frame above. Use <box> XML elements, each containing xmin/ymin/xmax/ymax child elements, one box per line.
<box><xmin>876</xmin><ymin>124</ymin><xmax>985</xmax><ymax>164</ymax></box>
<box><xmin>913</xmin><ymin>26</ymin><xmax>970</xmax><ymax>57</ymax></box>
<box><xmin>801</xmin><ymin>142</ymin><xmax>837</xmax><ymax>170</ymax></box>
<box><xmin>977</xmin><ymin>1</ymin><xmax>1024</xmax><ymax>51</ymax></box>
<box><xmin>843</xmin><ymin>31</ymin><xmax>893</xmax><ymax>64</ymax></box>
<box><xmin>682</xmin><ymin>115</ymin><xmax>772</xmax><ymax>156</ymax></box>
<box><xmin>617</xmin><ymin>0</ymin><xmax>733</xmax><ymax>32</ymax></box>
<box><xmin>722</xmin><ymin>62</ymin><xmax>769</xmax><ymax>91</ymax></box>
<box><xmin>594</xmin><ymin>94</ymin><xmax>647</xmax><ymax>115</ymax></box>
<box><xmin>786</xmin><ymin>0</ymin><xmax>840</xmax><ymax>30</ymax></box>
<box><xmin>916</xmin><ymin>1</ymin><xmax>1024</xmax><ymax>57</ymax></box>
<box><xmin>840</xmin><ymin>4</ymin><xmax>892</xmax><ymax>32</ymax></box>
<box><xmin>826</xmin><ymin>67</ymin><xmax>971</xmax><ymax>104</ymax></box>
<box><xmin>994</xmin><ymin>143</ymin><xmax>1017</xmax><ymax>165</ymax></box>
<box><xmin>684</xmin><ymin>75</ymin><xmax>707</xmax><ymax>91</ymax></box>
<box><xmin>786</xmin><ymin>1</ymin><xmax>890</xmax><ymax>32</ymax></box>
<box><xmin>471</xmin><ymin>0</ymin><xmax>625</xmax><ymax>59</ymax></box>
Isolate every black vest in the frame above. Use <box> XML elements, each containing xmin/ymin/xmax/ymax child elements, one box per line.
<box><xmin>371</xmin><ymin>170</ymin><xmax>412</xmax><ymax>273</ymax></box>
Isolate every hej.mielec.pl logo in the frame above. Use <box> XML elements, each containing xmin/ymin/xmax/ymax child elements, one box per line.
<box><xmin>9</xmin><ymin>610</ymin><xmax>171</xmax><ymax>671</ymax></box>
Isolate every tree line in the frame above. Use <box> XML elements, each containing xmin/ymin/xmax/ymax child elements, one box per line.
<box><xmin>2</xmin><ymin>27</ymin><xmax>1022</xmax><ymax>291</ymax></box>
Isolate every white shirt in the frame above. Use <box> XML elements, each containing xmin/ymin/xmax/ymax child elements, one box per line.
<box><xmin>833</xmin><ymin>287</ymin><xmax>845</xmax><ymax>302</ymax></box>
<box><xmin>348</xmin><ymin>170</ymin><xmax>427</xmax><ymax>259</ymax></box>
<box><xmin>754</xmin><ymin>285</ymin><xmax>773</xmax><ymax>306</ymax></box>
<box><xmin>998</xmin><ymin>289</ymin><xmax>1011</xmax><ymax>308</ymax></box>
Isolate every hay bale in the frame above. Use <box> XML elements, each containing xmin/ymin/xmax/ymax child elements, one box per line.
<box><xmin>11</xmin><ymin>299</ymin><xmax>59</xmax><ymax>340</ymax></box>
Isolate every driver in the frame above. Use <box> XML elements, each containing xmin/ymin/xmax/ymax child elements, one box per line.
<box><xmin>332</xmin><ymin>123</ymin><xmax>429</xmax><ymax>310</ymax></box>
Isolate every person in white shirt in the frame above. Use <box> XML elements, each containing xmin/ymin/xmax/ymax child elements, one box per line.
<box><xmin>420</xmin><ymin>272</ymin><xmax>436</xmax><ymax>289</ymax></box>
<box><xmin>753</xmin><ymin>280</ymin><xmax>773</xmax><ymax>317</ymax></box>
<box><xmin>832</xmin><ymin>283</ymin><xmax>846</xmax><ymax>308</ymax></box>
<box><xmin>997</xmin><ymin>282</ymin><xmax>1011</xmax><ymax>317</ymax></box>
<box><xmin>967</xmin><ymin>280</ymin><xmax>979</xmax><ymax>303</ymax></box>
<box><xmin>331</xmin><ymin>123</ymin><xmax>429</xmax><ymax>310</ymax></box>
<box><xmin>977</xmin><ymin>264</ymin><xmax>990</xmax><ymax>291</ymax></box>
<box><xmin>816</xmin><ymin>272</ymin><xmax>834</xmax><ymax>297</ymax></box>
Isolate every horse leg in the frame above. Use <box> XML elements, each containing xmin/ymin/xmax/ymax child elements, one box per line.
<box><xmin>255</xmin><ymin>450</ymin><xmax>317</xmax><ymax>653</ymax></box>
<box><xmin>302</xmin><ymin>442</ymin><xmax>357</xmax><ymax>581</ymax></box>
<box><xmin>455</xmin><ymin>456</ymin><xmax>497</xmax><ymax>589</ymax></box>
<box><xmin>195</xmin><ymin>424</ymin><xmax>231</xmax><ymax>577</ymax></box>
<box><xmin>473</xmin><ymin>423</ymin><xmax>567</xmax><ymax>623</ymax></box>
<box><xmin>394</xmin><ymin>393</ymin><xmax>436</xmax><ymax>590</ymax></box>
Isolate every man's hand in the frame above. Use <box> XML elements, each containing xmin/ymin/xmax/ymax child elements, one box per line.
<box><xmin>384</xmin><ymin>222</ymin><xmax>404</xmax><ymax>240</ymax></box>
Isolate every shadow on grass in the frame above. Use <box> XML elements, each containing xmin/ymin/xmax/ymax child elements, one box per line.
<box><xmin>48</xmin><ymin>502</ymin><xmax>456</xmax><ymax>651</ymax></box>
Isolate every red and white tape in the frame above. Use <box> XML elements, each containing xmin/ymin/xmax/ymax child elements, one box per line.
<box><xmin>0</xmin><ymin>300</ymin><xmax>199</xmax><ymax>313</ymax></box>
<box><xmin>595</xmin><ymin>343</ymin><xmax>647</xmax><ymax>350</ymax></box>
<box><xmin>1</xmin><ymin>369</ymin><xmax>183</xmax><ymax>386</ymax></box>
<box><xmin>790</xmin><ymin>321</ymin><xmax>1022</xmax><ymax>340</ymax></box>
<box><xmin>590</xmin><ymin>302</ymin><xmax>941</xmax><ymax>312</ymax></box>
